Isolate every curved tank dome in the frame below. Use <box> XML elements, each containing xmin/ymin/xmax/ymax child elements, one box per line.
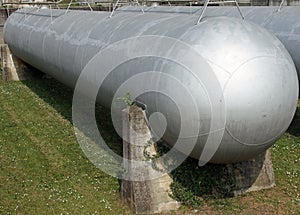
<box><xmin>177</xmin><ymin>16</ymin><xmax>299</xmax><ymax>163</ymax></box>
<box><xmin>3</xmin><ymin>8</ymin><xmax>299</xmax><ymax>164</ymax></box>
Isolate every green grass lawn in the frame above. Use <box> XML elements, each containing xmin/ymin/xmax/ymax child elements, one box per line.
<box><xmin>0</xmin><ymin>76</ymin><xmax>299</xmax><ymax>214</ymax></box>
<box><xmin>0</xmin><ymin>77</ymin><xmax>130</xmax><ymax>214</ymax></box>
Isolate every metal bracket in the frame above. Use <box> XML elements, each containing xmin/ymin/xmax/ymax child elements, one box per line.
<box><xmin>196</xmin><ymin>0</ymin><xmax>245</xmax><ymax>25</ymax></box>
<box><xmin>277</xmin><ymin>0</ymin><xmax>286</xmax><ymax>12</ymax></box>
<box><xmin>135</xmin><ymin>99</ymin><xmax>148</xmax><ymax>112</ymax></box>
<box><xmin>65</xmin><ymin>0</ymin><xmax>93</xmax><ymax>15</ymax></box>
<box><xmin>109</xmin><ymin>0</ymin><xmax>144</xmax><ymax>18</ymax></box>
<box><xmin>6</xmin><ymin>5</ymin><xmax>10</xmax><ymax>17</ymax></box>
<box><xmin>50</xmin><ymin>4</ymin><xmax>53</xmax><ymax>24</ymax></box>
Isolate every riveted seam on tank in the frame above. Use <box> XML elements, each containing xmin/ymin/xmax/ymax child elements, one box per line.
<box><xmin>222</xmin><ymin>55</ymin><xmax>279</xmax><ymax>92</ymax></box>
<box><xmin>168</xmin><ymin>128</ymin><xmax>227</xmax><ymax>140</ymax></box>
<box><xmin>224</xmin><ymin>126</ymin><xmax>282</xmax><ymax>147</ymax></box>
<box><xmin>204</xmin><ymin>58</ymin><xmax>232</xmax><ymax>75</ymax></box>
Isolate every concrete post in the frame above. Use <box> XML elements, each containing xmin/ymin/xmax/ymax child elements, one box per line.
<box><xmin>1</xmin><ymin>44</ymin><xmax>30</xmax><ymax>81</ymax></box>
<box><xmin>121</xmin><ymin>105</ymin><xmax>180</xmax><ymax>214</ymax></box>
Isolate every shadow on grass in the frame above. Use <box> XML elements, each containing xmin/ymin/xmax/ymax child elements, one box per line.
<box><xmin>21</xmin><ymin>76</ymin><xmax>123</xmax><ymax>157</ymax></box>
<box><xmin>287</xmin><ymin>106</ymin><xmax>300</xmax><ymax>137</ymax></box>
<box><xmin>168</xmin><ymin>156</ymin><xmax>236</xmax><ymax>208</ymax></box>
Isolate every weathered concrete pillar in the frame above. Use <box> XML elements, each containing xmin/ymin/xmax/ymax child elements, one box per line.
<box><xmin>227</xmin><ymin>149</ymin><xmax>275</xmax><ymax>196</ymax></box>
<box><xmin>1</xmin><ymin>44</ymin><xmax>30</xmax><ymax>81</ymax></box>
<box><xmin>121</xmin><ymin>105</ymin><xmax>180</xmax><ymax>214</ymax></box>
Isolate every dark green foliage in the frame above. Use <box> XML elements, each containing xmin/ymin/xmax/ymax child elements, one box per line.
<box><xmin>169</xmin><ymin>157</ymin><xmax>236</xmax><ymax>208</ymax></box>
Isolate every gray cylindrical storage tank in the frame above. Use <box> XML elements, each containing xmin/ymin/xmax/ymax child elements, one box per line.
<box><xmin>3</xmin><ymin>8</ymin><xmax>298</xmax><ymax>163</ymax></box>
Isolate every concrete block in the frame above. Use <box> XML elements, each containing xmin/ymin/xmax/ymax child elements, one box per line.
<box><xmin>1</xmin><ymin>44</ymin><xmax>31</xmax><ymax>81</ymax></box>
<box><xmin>227</xmin><ymin>149</ymin><xmax>275</xmax><ymax>196</ymax></box>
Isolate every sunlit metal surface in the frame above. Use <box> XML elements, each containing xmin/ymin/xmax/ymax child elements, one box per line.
<box><xmin>119</xmin><ymin>6</ymin><xmax>300</xmax><ymax>78</ymax></box>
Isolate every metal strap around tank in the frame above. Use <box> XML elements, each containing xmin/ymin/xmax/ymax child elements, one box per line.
<box><xmin>277</xmin><ymin>0</ymin><xmax>286</xmax><ymax>12</ymax></box>
<box><xmin>196</xmin><ymin>0</ymin><xmax>245</xmax><ymax>25</ymax></box>
<box><xmin>23</xmin><ymin>7</ymin><xmax>36</xmax><ymax>20</ymax></box>
<box><xmin>109</xmin><ymin>0</ymin><xmax>144</xmax><ymax>18</ymax></box>
<box><xmin>65</xmin><ymin>0</ymin><xmax>93</xmax><ymax>14</ymax></box>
